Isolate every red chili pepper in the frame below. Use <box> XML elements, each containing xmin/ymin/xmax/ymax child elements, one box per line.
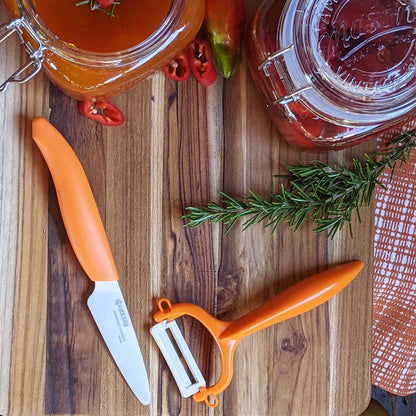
<box><xmin>299</xmin><ymin>117</ymin><xmax>323</xmax><ymax>139</ymax></box>
<box><xmin>289</xmin><ymin>101</ymin><xmax>316</xmax><ymax>118</ymax></box>
<box><xmin>187</xmin><ymin>38</ymin><xmax>217</xmax><ymax>87</ymax></box>
<box><xmin>205</xmin><ymin>0</ymin><xmax>246</xmax><ymax>79</ymax></box>
<box><xmin>78</xmin><ymin>99</ymin><xmax>124</xmax><ymax>126</ymax></box>
<box><xmin>96</xmin><ymin>0</ymin><xmax>114</xmax><ymax>7</ymax></box>
<box><xmin>163</xmin><ymin>51</ymin><xmax>191</xmax><ymax>82</ymax></box>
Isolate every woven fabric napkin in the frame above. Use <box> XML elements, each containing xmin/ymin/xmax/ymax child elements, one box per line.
<box><xmin>372</xmin><ymin>124</ymin><xmax>416</xmax><ymax>395</ymax></box>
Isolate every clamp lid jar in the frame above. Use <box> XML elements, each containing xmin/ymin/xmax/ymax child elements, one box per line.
<box><xmin>247</xmin><ymin>0</ymin><xmax>416</xmax><ymax>151</ymax></box>
<box><xmin>0</xmin><ymin>0</ymin><xmax>204</xmax><ymax>101</ymax></box>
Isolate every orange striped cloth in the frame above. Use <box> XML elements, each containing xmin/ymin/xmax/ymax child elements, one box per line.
<box><xmin>372</xmin><ymin>125</ymin><xmax>416</xmax><ymax>395</ymax></box>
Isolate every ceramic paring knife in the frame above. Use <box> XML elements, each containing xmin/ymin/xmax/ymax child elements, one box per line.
<box><xmin>32</xmin><ymin>117</ymin><xmax>150</xmax><ymax>405</ymax></box>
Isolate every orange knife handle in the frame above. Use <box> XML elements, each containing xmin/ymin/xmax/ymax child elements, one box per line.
<box><xmin>32</xmin><ymin>117</ymin><xmax>119</xmax><ymax>282</ymax></box>
<box><xmin>220</xmin><ymin>261</ymin><xmax>364</xmax><ymax>342</ymax></box>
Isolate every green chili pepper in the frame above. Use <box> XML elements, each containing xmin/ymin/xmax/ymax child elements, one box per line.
<box><xmin>204</xmin><ymin>0</ymin><xmax>247</xmax><ymax>79</ymax></box>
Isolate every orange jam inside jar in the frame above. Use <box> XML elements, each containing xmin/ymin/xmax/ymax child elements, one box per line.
<box><xmin>247</xmin><ymin>0</ymin><xmax>416</xmax><ymax>152</ymax></box>
<box><xmin>2</xmin><ymin>0</ymin><xmax>204</xmax><ymax>100</ymax></box>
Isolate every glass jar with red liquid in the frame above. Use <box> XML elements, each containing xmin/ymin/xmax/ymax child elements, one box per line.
<box><xmin>247</xmin><ymin>0</ymin><xmax>416</xmax><ymax>151</ymax></box>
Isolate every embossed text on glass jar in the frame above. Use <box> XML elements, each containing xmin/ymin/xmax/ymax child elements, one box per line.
<box><xmin>247</xmin><ymin>0</ymin><xmax>416</xmax><ymax>151</ymax></box>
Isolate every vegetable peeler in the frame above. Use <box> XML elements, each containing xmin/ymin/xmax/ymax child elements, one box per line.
<box><xmin>151</xmin><ymin>260</ymin><xmax>364</xmax><ymax>407</ymax></box>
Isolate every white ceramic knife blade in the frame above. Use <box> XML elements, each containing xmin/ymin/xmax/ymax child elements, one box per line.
<box><xmin>88</xmin><ymin>281</ymin><xmax>150</xmax><ymax>405</ymax></box>
<box><xmin>32</xmin><ymin>117</ymin><xmax>150</xmax><ymax>405</ymax></box>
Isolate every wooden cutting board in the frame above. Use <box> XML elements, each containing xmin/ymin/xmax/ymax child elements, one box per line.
<box><xmin>0</xmin><ymin>1</ymin><xmax>373</xmax><ymax>415</ymax></box>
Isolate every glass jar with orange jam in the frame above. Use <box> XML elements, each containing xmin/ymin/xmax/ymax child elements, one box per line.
<box><xmin>247</xmin><ymin>0</ymin><xmax>416</xmax><ymax>151</ymax></box>
<box><xmin>0</xmin><ymin>0</ymin><xmax>204</xmax><ymax>100</ymax></box>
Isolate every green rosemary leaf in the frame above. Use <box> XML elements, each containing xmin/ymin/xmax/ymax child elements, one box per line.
<box><xmin>76</xmin><ymin>0</ymin><xmax>119</xmax><ymax>16</ymax></box>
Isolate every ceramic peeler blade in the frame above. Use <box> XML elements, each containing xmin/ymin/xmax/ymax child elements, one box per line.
<box><xmin>151</xmin><ymin>319</ymin><xmax>206</xmax><ymax>398</ymax></box>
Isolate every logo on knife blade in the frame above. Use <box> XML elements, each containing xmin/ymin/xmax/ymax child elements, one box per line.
<box><xmin>115</xmin><ymin>298</ymin><xmax>130</xmax><ymax>328</ymax></box>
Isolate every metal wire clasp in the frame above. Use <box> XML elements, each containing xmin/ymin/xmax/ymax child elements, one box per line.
<box><xmin>0</xmin><ymin>18</ymin><xmax>45</xmax><ymax>92</ymax></box>
<box><xmin>258</xmin><ymin>44</ymin><xmax>312</xmax><ymax>106</ymax></box>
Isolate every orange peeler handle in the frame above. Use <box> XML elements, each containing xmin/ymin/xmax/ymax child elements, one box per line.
<box><xmin>32</xmin><ymin>117</ymin><xmax>119</xmax><ymax>282</ymax></box>
<box><xmin>220</xmin><ymin>260</ymin><xmax>364</xmax><ymax>342</ymax></box>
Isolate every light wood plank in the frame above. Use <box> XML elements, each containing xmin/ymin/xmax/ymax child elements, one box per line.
<box><xmin>0</xmin><ymin>6</ymin><xmax>49</xmax><ymax>412</ymax></box>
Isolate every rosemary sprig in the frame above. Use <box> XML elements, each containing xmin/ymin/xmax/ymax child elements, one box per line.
<box><xmin>181</xmin><ymin>130</ymin><xmax>416</xmax><ymax>238</ymax></box>
<box><xmin>75</xmin><ymin>0</ymin><xmax>119</xmax><ymax>17</ymax></box>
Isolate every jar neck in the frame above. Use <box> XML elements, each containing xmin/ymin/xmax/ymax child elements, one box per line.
<box><xmin>277</xmin><ymin>0</ymin><xmax>416</xmax><ymax>125</ymax></box>
<box><xmin>17</xmin><ymin>0</ymin><xmax>185</xmax><ymax>66</ymax></box>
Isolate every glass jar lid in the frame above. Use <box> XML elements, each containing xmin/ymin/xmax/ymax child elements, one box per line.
<box><xmin>17</xmin><ymin>0</ymin><xmax>185</xmax><ymax>66</ymax></box>
<box><xmin>279</xmin><ymin>0</ymin><xmax>416</xmax><ymax>125</ymax></box>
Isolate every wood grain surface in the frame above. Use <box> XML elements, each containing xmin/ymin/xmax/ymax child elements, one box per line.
<box><xmin>0</xmin><ymin>1</ymin><xmax>373</xmax><ymax>415</ymax></box>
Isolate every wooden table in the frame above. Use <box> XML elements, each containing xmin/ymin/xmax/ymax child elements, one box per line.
<box><xmin>0</xmin><ymin>1</ymin><xmax>373</xmax><ymax>414</ymax></box>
